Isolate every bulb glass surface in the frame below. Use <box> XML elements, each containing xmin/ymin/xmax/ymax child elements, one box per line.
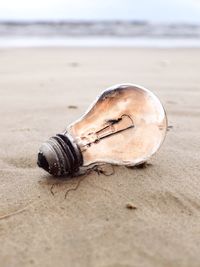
<box><xmin>67</xmin><ymin>84</ymin><xmax>167</xmax><ymax>167</ymax></box>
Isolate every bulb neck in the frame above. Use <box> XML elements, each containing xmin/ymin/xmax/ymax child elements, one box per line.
<box><xmin>37</xmin><ymin>133</ymin><xmax>83</xmax><ymax>177</ymax></box>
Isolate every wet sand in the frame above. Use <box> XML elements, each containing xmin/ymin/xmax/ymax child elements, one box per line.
<box><xmin>0</xmin><ymin>47</ymin><xmax>200</xmax><ymax>267</ymax></box>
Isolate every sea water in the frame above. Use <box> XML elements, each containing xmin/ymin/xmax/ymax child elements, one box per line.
<box><xmin>0</xmin><ymin>21</ymin><xmax>200</xmax><ymax>48</ymax></box>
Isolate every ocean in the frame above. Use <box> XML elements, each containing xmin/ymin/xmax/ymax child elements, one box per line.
<box><xmin>0</xmin><ymin>21</ymin><xmax>200</xmax><ymax>47</ymax></box>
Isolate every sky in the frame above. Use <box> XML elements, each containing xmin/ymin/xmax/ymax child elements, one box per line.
<box><xmin>0</xmin><ymin>0</ymin><xmax>200</xmax><ymax>23</ymax></box>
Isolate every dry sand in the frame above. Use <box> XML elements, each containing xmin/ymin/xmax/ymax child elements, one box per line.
<box><xmin>0</xmin><ymin>47</ymin><xmax>200</xmax><ymax>267</ymax></box>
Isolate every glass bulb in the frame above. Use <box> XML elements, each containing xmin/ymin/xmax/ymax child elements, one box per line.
<box><xmin>37</xmin><ymin>84</ymin><xmax>167</xmax><ymax>177</ymax></box>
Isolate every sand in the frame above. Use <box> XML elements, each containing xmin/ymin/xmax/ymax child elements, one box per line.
<box><xmin>0</xmin><ymin>47</ymin><xmax>200</xmax><ymax>267</ymax></box>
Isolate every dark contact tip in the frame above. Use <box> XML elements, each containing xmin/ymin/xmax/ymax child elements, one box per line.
<box><xmin>37</xmin><ymin>152</ymin><xmax>49</xmax><ymax>172</ymax></box>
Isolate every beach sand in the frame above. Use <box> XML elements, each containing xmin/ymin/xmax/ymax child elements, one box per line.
<box><xmin>0</xmin><ymin>47</ymin><xmax>199</xmax><ymax>267</ymax></box>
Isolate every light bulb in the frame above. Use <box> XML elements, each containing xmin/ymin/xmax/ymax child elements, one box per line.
<box><xmin>37</xmin><ymin>84</ymin><xmax>167</xmax><ymax>177</ymax></box>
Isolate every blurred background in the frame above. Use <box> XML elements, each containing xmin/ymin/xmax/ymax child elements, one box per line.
<box><xmin>0</xmin><ymin>0</ymin><xmax>200</xmax><ymax>47</ymax></box>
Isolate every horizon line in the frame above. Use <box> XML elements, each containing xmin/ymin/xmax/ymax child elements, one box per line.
<box><xmin>0</xmin><ymin>19</ymin><xmax>199</xmax><ymax>25</ymax></box>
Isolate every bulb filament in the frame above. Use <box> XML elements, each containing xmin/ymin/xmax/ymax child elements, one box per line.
<box><xmin>81</xmin><ymin>114</ymin><xmax>134</xmax><ymax>150</ymax></box>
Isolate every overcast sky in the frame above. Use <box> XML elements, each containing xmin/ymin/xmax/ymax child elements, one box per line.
<box><xmin>0</xmin><ymin>0</ymin><xmax>200</xmax><ymax>23</ymax></box>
